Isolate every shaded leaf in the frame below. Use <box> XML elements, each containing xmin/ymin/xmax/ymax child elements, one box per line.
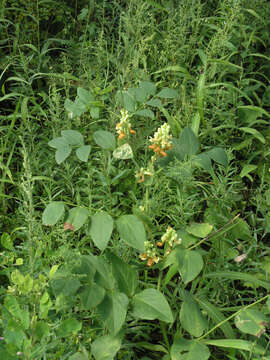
<box><xmin>157</xmin><ymin>88</ymin><xmax>178</xmax><ymax>99</ymax></box>
<box><xmin>91</xmin><ymin>334</ymin><xmax>122</xmax><ymax>360</ymax></box>
<box><xmin>116</xmin><ymin>215</ymin><xmax>146</xmax><ymax>251</ymax></box>
<box><xmin>80</xmin><ymin>283</ymin><xmax>106</xmax><ymax>309</ymax></box>
<box><xmin>57</xmin><ymin>318</ymin><xmax>82</xmax><ymax>337</ymax></box>
<box><xmin>94</xmin><ymin>130</ymin><xmax>116</xmax><ymax>150</ymax></box>
<box><xmin>171</xmin><ymin>339</ymin><xmax>210</xmax><ymax>360</ymax></box>
<box><xmin>132</xmin><ymin>288</ymin><xmax>173</xmax><ymax>323</ymax></box>
<box><xmin>42</xmin><ymin>202</ymin><xmax>65</xmax><ymax>226</ymax></box>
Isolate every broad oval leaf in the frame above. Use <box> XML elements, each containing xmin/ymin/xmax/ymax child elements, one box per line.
<box><xmin>48</xmin><ymin>137</ymin><xmax>69</xmax><ymax>149</ymax></box>
<box><xmin>135</xmin><ymin>109</ymin><xmax>155</xmax><ymax>119</ymax></box>
<box><xmin>55</xmin><ymin>145</ymin><xmax>72</xmax><ymax>164</ymax></box>
<box><xmin>186</xmin><ymin>223</ymin><xmax>213</xmax><ymax>238</ymax></box>
<box><xmin>64</xmin><ymin>98</ymin><xmax>86</xmax><ymax>118</ymax></box>
<box><xmin>91</xmin><ymin>334</ymin><xmax>122</xmax><ymax>360</ymax></box>
<box><xmin>93</xmin><ymin>130</ymin><xmax>116</xmax><ymax>150</ymax></box>
<box><xmin>171</xmin><ymin>339</ymin><xmax>210</xmax><ymax>360</ymax></box>
<box><xmin>90</xmin><ymin>212</ymin><xmax>114</xmax><ymax>251</ymax></box>
<box><xmin>157</xmin><ymin>88</ymin><xmax>178</xmax><ymax>99</ymax></box>
<box><xmin>207</xmin><ymin>147</ymin><xmax>228</xmax><ymax>167</ymax></box>
<box><xmin>116</xmin><ymin>215</ymin><xmax>146</xmax><ymax>251</ymax></box>
<box><xmin>57</xmin><ymin>318</ymin><xmax>82</xmax><ymax>337</ymax></box>
<box><xmin>76</xmin><ymin>145</ymin><xmax>91</xmax><ymax>162</ymax></box>
<box><xmin>66</xmin><ymin>207</ymin><xmax>89</xmax><ymax>231</ymax></box>
<box><xmin>139</xmin><ymin>81</ymin><xmax>156</xmax><ymax>96</ymax></box>
<box><xmin>177</xmin><ymin>249</ymin><xmax>204</xmax><ymax>284</ymax></box>
<box><xmin>235</xmin><ymin>309</ymin><xmax>268</xmax><ymax>337</ymax></box>
<box><xmin>113</xmin><ymin>143</ymin><xmax>133</xmax><ymax>160</ymax></box>
<box><xmin>180</xmin><ymin>294</ymin><xmax>208</xmax><ymax>337</ymax></box>
<box><xmin>42</xmin><ymin>202</ymin><xmax>65</xmax><ymax>226</ymax></box>
<box><xmin>132</xmin><ymin>288</ymin><xmax>173</xmax><ymax>323</ymax></box>
<box><xmin>61</xmin><ymin>130</ymin><xmax>84</xmax><ymax>146</ymax></box>
<box><xmin>80</xmin><ymin>283</ymin><xmax>106</xmax><ymax>309</ymax></box>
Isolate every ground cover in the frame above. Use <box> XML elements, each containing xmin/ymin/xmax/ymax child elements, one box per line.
<box><xmin>0</xmin><ymin>0</ymin><xmax>270</xmax><ymax>359</ymax></box>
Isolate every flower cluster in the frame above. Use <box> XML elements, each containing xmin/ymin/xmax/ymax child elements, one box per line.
<box><xmin>135</xmin><ymin>164</ymin><xmax>154</xmax><ymax>184</ymax></box>
<box><xmin>139</xmin><ymin>241</ymin><xmax>160</xmax><ymax>267</ymax></box>
<box><xmin>116</xmin><ymin>109</ymin><xmax>136</xmax><ymax>139</ymax></box>
<box><xmin>148</xmin><ymin>123</ymin><xmax>173</xmax><ymax>158</ymax></box>
<box><xmin>157</xmin><ymin>226</ymin><xmax>181</xmax><ymax>255</ymax></box>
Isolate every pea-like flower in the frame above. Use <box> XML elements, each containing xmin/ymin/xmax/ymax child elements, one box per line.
<box><xmin>148</xmin><ymin>123</ymin><xmax>173</xmax><ymax>157</ymax></box>
<box><xmin>116</xmin><ymin>109</ymin><xmax>136</xmax><ymax>139</ymax></box>
<box><xmin>135</xmin><ymin>165</ymin><xmax>154</xmax><ymax>184</ymax></box>
<box><xmin>157</xmin><ymin>226</ymin><xmax>181</xmax><ymax>248</ymax></box>
<box><xmin>139</xmin><ymin>241</ymin><xmax>159</xmax><ymax>267</ymax></box>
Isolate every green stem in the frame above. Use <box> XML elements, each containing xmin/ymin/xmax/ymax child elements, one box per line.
<box><xmin>160</xmin><ymin>321</ymin><xmax>170</xmax><ymax>350</ymax></box>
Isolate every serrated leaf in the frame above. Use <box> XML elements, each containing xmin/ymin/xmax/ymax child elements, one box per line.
<box><xmin>187</xmin><ymin>223</ymin><xmax>213</xmax><ymax>238</ymax></box>
<box><xmin>76</xmin><ymin>145</ymin><xmax>91</xmax><ymax>162</ymax></box>
<box><xmin>61</xmin><ymin>130</ymin><xmax>84</xmax><ymax>146</ymax></box>
<box><xmin>90</xmin><ymin>212</ymin><xmax>114</xmax><ymax>251</ymax></box>
<box><xmin>116</xmin><ymin>215</ymin><xmax>146</xmax><ymax>251</ymax></box>
<box><xmin>113</xmin><ymin>143</ymin><xmax>133</xmax><ymax>160</ymax></box>
<box><xmin>93</xmin><ymin>130</ymin><xmax>116</xmax><ymax>150</ymax></box>
<box><xmin>55</xmin><ymin>145</ymin><xmax>72</xmax><ymax>164</ymax></box>
<box><xmin>157</xmin><ymin>88</ymin><xmax>178</xmax><ymax>99</ymax></box>
<box><xmin>135</xmin><ymin>109</ymin><xmax>155</xmax><ymax>119</ymax></box>
<box><xmin>42</xmin><ymin>202</ymin><xmax>65</xmax><ymax>226</ymax></box>
<box><xmin>66</xmin><ymin>207</ymin><xmax>89</xmax><ymax>231</ymax></box>
<box><xmin>132</xmin><ymin>288</ymin><xmax>173</xmax><ymax>323</ymax></box>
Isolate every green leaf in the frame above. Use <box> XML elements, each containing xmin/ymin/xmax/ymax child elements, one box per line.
<box><xmin>55</xmin><ymin>145</ymin><xmax>72</xmax><ymax>164</ymax></box>
<box><xmin>90</xmin><ymin>107</ymin><xmax>100</xmax><ymax>119</ymax></box>
<box><xmin>99</xmin><ymin>292</ymin><xmax>129</xmax><ymax>335</ymax></box>
<box><xmin>176</xmin><ymin>249</ymin><xmax>204</xmax><ymax>284</ymax></box>
<box><xmin>196</xmin><ymin>297</ymin><xmax>235</xmax><ymax>338</ymax></box>
<box><xmin>231</xmin><ymin>219</ymin><xmax>251</xmax><ymax>241</ymax></box>
<box><xmin>116</xmin><ymin>215</ymin><xmax>146</xmax><ymax>251</ymax></box>
<box><xmin>76</xmin><ymin>145</ymin><xmax>91</xmax><ymax>162</ymax></box>
<box><xmin>93</xmin><ymin>130</ymin><xmax>116</xmax><ymax>150</ymax></box>
<box><xmin>240</xmin><ymin>164</ymin><xmax>257</xmax><ymax>178</ymax></box>
<box><xmin>66</xmin><ymin>207</ymin><xmax>89</xmax><ymax>231</ymax></box>
<box><xmin>50</xmin><ymin>272</ymin><xmax>81</xmax><ymax>297</ymax></box>
<box><xmin>69</xmin><ymin>352</ymin><xmax>89</xmax><ymax>360</ymax></box>
<box><xmin>186</xmin><ymin>223</ymin><xmax>213</xmax><ymax>238</ymax></box>
<box><xmin>80</xmin><ymin>283</ymin><xmax>106</xmax><ymax>309</ymax></box>
<box><xmin>202</xmin><ymin>339</ymin><xmax>265</xmax><ymax>355</ymax></box>
<box><xmin>206</xmin><ymin>147</ymin><xmax>228</xmax><ymax>167</ymax></box>
<box><xmin>42</xmin><ymin>201</ymin><xmax>65</xmax><ymax>226</ymax></box>
<box><xmin>235</xmin><ymin>309</ymin><xmax>268</xmax><ymax>337</ymax></box>
<box><xmin>57</xmin><ymin>318</ymin><xmax>82</xmax><ymax>337</ymax></box>
<box><xmin>239</xmin><ymin>127</ymin><xmax>265</xmax><ymax>144</ymax></box>
<box><xmin>113</xmin><ymin>143</ymin><xmax>133</xmax><ymax>160</ymax></box>
<box><xmin>3</xmin><ymin>319</ymin><xmax>26</xmax><ymax>349</ymax></box>
<box><xmin>72</xmin><ymin>255</ymin><xmax>96</xmax><ymax>280</ymax></box>
<box><xmin>48</xmin><ymin>136</ymin><xmax>69</xmax><ymax>149</ymax></box>
<box><xmin>132</xmin><ymin>288</ymin><xmax>173</xmax><ymax>323</ymax></box>
<box><xmin>128</xmin><ymin>87</ymin><xmax>149</xmax><ymax>103</ymax></box>
<box><xmin>157</xmin><ymin>88</ymin><xmax>178</xmax><ymax>99</ymax></box>
<box><xmin>135</xmin><ymin>109</ymin><xmax>155</xmax><ymax>119</ymax></box>
<box><xmin>1</xmin><ymin>232</ymin><xmax>13</xmax><ymax>250</ymax></box>
<box><xmin>61</xmin><ymin>130</ymin><xmax>84</xmax><ymax>146</ymax></box>
<box><xmin>34</xmin><ymin>321</ymin><xmax>50</xmax><ymax>341</ymax></box>
<box><xmin>91</xmin><ymin>334</ymin><xmax>122</xmax><ymax>360</ymax></box>
<box><xmin>195</xmin><ymin>152</ymin><xmax>212</xmax><ymax>171</ymax></box>
<box><xmin>107</xmin><ymin>252</ymin><xmax>138</xmax><ymax>297</ymax></box>
<box><xmin>116</xmin><ymin>90</ymin><xmax>136</xmax><ymax>112</ymax></box>
<box><xmin>140</xmin><ymin>81</ymin><xmax>156</xmax><ymax>96</ymax></box>
<box><xmin>171</xmin><ymin>339</ymin><xmax>210</xmax><ymax>360</ymax></box>
<box><xmin>64</xmin><ymin>98</ymin><xmax>86</xmax><ymax>118</ymax></box>
<box><xmin>180</xmin><ymin>293</ymin><xmax>208</xmax><ymax>337</ymax></box>
<box><xmin>146</xmin><ymin>98</ymin><xmax>162</xmax><ymax>108</ymax></box>
<box><xmin>4</xmin><ymin>295</ymin><xmax>30</xmax><ymax>329</ymax></box>
<box><xmin>77</xmin><ymin>87</ymin><xmax>94</xmax><ymax>105</ymax></box>
<box><xmin>174</xmin><ymin>127</ymin><xmax>200</xmax><ymax>158</ymax></box>
<box><xmin>90</xmin><ymin>212</ymin><xmax>114</xmax><ymax>251</ymax></box>
<box><xmin>93</xmin><ymin>256</ymin><xmax>115</xmax><ymax>290</ymax></box>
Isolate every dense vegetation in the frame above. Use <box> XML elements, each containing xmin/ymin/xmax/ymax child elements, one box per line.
<box><xmin>1</xmin><ymin>0</ymin><xmax>270</xmax><ymax>359</ymax></box>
